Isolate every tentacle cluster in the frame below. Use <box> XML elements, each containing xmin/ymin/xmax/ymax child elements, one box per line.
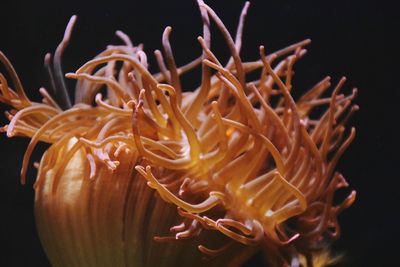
<box><xmin>0</xmin><ymin>1</ymin><xmax>357</xmax><ymax>266</ymax></box>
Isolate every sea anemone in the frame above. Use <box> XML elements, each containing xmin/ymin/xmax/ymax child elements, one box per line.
<box><xmin>0</xmin><ymin>1</ymin><xmax>357</xmax><ymax>266</ymax></box>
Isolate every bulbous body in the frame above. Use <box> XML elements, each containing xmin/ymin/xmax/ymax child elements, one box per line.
<box><xmin>35</xmin><ymin>138</ymin><xmax>234</xmax><ymax>267</ymax></box>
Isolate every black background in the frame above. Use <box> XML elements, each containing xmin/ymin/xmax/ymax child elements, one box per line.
<box><xmin>0</xmin><ymin>0</ymin><xmax>398</xmax><ymax>266</ymax></box>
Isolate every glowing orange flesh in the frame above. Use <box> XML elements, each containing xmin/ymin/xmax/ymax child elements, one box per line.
<box><xmin>0</xmin><ymin>1</ymin><xmax>357</xmax><ymax>266</ymax></box>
